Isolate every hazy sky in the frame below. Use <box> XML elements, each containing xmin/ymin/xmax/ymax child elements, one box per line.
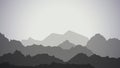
<box><xmin>0</xmin><ymin>0</ymin><xmax>120</xmax><ymax>40</ymax></box>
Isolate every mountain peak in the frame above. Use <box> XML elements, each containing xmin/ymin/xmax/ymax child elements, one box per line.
<box><xmin>58</xmin><ymin>40</ymin><xmax>76</xmax><ymax>49</ymax></box>
<box><xmin>21</xmin><ymin>37</ymin><xmax>41</xmax><ymax>46</ymax></box>
<box><xmin>87</xmin><ymin>33</ymin><xmax>110</xmax><ymax>57</ymax></box>
<box><xmin>64</xmin><ymin>31</ymin><xmax>88</xmax><ymax>39</ymax></box>
<box><xmin>95</xmin><ymin>33</ymin><xmax>104</xmax><ymax>38</ymax></box>
<box><xmin>63</xmin><ymin>40</ymin><xmax>71</xmax><ymax>43</ymax></box>
<box><xmin>0</xmin><ymin>33</ymin><xmax>9</xmax><ymax>41</ymax></box>
<box><xmin>65</xmin><ymin>30</ymin><xmax>74</xmax><ymax>34</ymax></box>
<box><xmin>64</xmin><ymin>30</ymin><xmax>78</xmax><ymax>35</ymax></box>
<box><xmin>21</xmin><ymin>31</ymin><xmax>89</xmax><ymax>46</ymax></box>
<box><xmin>92</xmin><ymin>34</ymin><xmax>106</xmax><ymax>41</ymax></box>
<box><xmin>63</xmin><ymin>31</ymin><xmax>89</xmax><ymax>46</ymax></box>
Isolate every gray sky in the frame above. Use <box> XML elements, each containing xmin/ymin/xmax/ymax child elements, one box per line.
<box><xmin>0</xmin><ymin>0</ymin><xmax>120</xmax><ymax>40</ymax></box>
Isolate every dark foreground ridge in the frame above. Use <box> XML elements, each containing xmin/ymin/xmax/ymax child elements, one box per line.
<box><xmin>69</xmin><ymin>53</ymin><xmax>120</xmax><ymax>68</ymax></box>
<box><xmin>0</xmin><ymin>51</ymin><xmax>120</xmax><ymax>68</ymax></box>
<box><xmin>0</xmin><ymin>62</ymin><xmax>94</xmax><ymax>68</ymax></box>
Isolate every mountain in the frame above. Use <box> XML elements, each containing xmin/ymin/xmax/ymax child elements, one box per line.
<box><xmin>0</xmin><ymin>33</ymin><xmax>24</xmax><ymax>56</ymax></box>
<box><xmin>69</xmin><ymin>53</ymin><xmax>120</xmax><ymax>68</ymax></box>
<box><xmin>23</xmin><ymin>43</ymin><xmax>93</xmax><ymax>61</ymax></box>
<box><xmin>9</xmin><ymin>40</ymin><xmax>25</xmax><ymax>53</ymax></box>
<box><xmin>41</xmin><ymin>33</ymin><xmax>63</xmax><ymax>46</ymax></box>
<box><xmin>69</xmin><ymin>53</ymin><xmax>89</xmax><ymax>64</ymax></box>
<box><xmin>0</xmin><ymin>33</ymin><xmax>93</xmax><ymax>61</ymax></box>
<box><xmin>58</xmin><ymin>40</ymin><xmax>76</xmax><ymax>49</ymax></box>
<box><xmin>70</xmin><ymin>45</ymin><xmax>93</xmax><ymax>57</ymax></box>
<box><xmin>21</xmin><ymin>31</ymin><xmax>89</xmax><ymax>47</ymax></box>
<box><xmin>0</xmin><ymin>51</ymin><xmax>63</xmax><ymax>66</ymax></box>
<box><xmin>0</xmin><ymin>33</ymin><xmax>12</xmax><ymax>55</ymax></box>
<box><xmin>107</xmin><ymin>38</ymin><xmax>120</xmax><ymax>57</ymax></box>
<box><xmin>41</xmin><ymin>31</ymin><xmax>89</xmax><ymax>46</ymax></box>
<box><xmin>86</xmin><ymin>34</ymin><xmax>120</xmax><ymax>58</ymax></box>
<box><xmin>0</xmin><ymin>33</ymin><xmax>26</xmax><ymax>56</ymax></box>
<box><xmin>63</xmin><ymin>31</ymin><xmax>89</xmax><ymax>46</ymax></box>
<box><xmin>86</xmin><ymin>34</ymin><xmax>110</xmax><ymax>57</ymax></box>
<box><xmin>21</xmin><ymin>37</ymin><xmax>41</xmax><ymax>46</ymax></box>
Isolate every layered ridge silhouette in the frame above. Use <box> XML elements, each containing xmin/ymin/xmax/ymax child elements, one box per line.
<box><xmin>21</xmin><ymin>32</ymin><xmax>120</xmax><ymax>58</ymax></box>
<box><xmin>0</xmin><ymin>33</ymin><xmax>93</xmax><ymax>61</ymax></box>
<box><xmin>0</xmin><ymin>51</ymin><xmax>63</xmax><ymax>66</ymax></box>
<box><xmin>1</xmin><ymin>32</ymin><xmax>120</xmax><ymax>58</ymax></box>
<box><xmin>0</xmin><ymin>51</ymin><xmax>94</xmax><ymax>68</ymax></box>
<box><xmin>21</xmin><ymin>31</ymin><xmax>89</xmax><ymax>46</ymax></box>
<box><xmin>0</xmin><ymin>32</ymin><xmax>120</xmax><ymax>68</ymax></box>
<box><xmin>0</xmin><ymin>50</ymin><xmax>120</xmax><ymax>68</ymax></box>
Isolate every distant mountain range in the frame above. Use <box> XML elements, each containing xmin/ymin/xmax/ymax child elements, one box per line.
<box><xmin>0</xmin><ymin>32</ymin><xmax>120</xmax><ymax>68</ymax></box>
<box><xmin>21</xmin><ymin>31</ymin><xmax>89</xmax><ymax>46</ymax></box>
<box><xmin>0</xmin><ymin>33</ymin><xmax>93</xmax><ymax>61</ymax></box>
<box><xmin>0</xmin><ymin>31</ymin><xmax>120</xmax><ymax>60</ymax></box>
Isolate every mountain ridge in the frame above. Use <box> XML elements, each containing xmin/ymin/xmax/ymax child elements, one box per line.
<box><xmin>0</xmin><ymin>32</ymin><xmax>93</xmax><ymax>61</ymax></box>
<box><xmin>21</xmin><ymin>31</ymin><xmax>89</xmax><ymax>46</ymax></box>
<box><xmin>86</xmin><ymin>34</ymin><xmax>120</xmax><ymax>58</ymax></box>
<box><xmin>58</xmin><ymin>40</ymin><xmax>76</xmax><ymax>49</ymax></box>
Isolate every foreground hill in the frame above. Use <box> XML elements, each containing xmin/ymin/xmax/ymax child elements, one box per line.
<box><xmin>69</xmin><ymin>53</ymin><xmax>120</xmax><ymax>68</ymax></box>
<box><xmin>0</xmin><ymin>51</ymin><xmax>63</xmax><ymax>66</ymax></box>
<box><xmin>0</xmin><ymin>62</ymin><xmax>94</xmax><ymax>68</ymax></box>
